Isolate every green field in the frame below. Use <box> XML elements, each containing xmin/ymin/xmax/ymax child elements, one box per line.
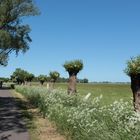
<box><xmin>35</xmin><ymin>82</ymin><xmax>132</xmax><ymax>105</ymax></box>
<box><xmin>55</xmin><ymin>83</ymin><xmax>132</xmax><ymax>105</ymax></box>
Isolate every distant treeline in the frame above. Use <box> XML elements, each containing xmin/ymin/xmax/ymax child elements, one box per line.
<box><xmin>0</xmin><ymin>77</ymin><xmax>89</xmax><ymax>83</ymax></box>
<box><xmin>33</xmin><ymin>77</ymin><xmax>89</xmax><ymax>83</ymax></box>
<box><xmin>91</xmin><ymin>81</ymin><xmax>130</xmax><ymax>84</ymax></box>
<box><xmin>0</xmin><ymin>76</ymin><xmax>130</xmax><ymax>84</ymax></box>
<box><xmin>30</xmin><ymin>77</ymin><xmax>89</xmax><ymax>83</ymax></box>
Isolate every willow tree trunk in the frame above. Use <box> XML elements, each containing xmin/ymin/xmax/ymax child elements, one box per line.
<box><xmin>131</xmin><ymin>75</ymin><xmax>140</xmax><ymax>112</ymax></box>
<box><xmin>49</xmin><ymin>82</ymin><xmax>54</xmax><ymax>90</ymax></box>
<box><xmin>40</xmin><ymin>81</ymin><xmax>44</xmax><ymax>85</ymax></box>
<box><xmin>50</xmin><ymin>79</ymin><xmax>55</xmax><ymax>89</ymax></box>
<box><xmin>68</xmin><ymin>74</ymin><xmax>77</xmax><ymax>95</ymax></box>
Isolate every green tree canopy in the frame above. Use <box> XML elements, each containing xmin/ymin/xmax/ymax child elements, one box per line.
<box><xmin>0</xmin><ymin>0</ymin><xmax>39</xmax><ymax>66</ymax></box>
<box><xmin>124</xmin><ymin>56</ymin><xmax>140</xmax><ymax>76</ymax></box>
<box><xmin>11</xmin><ymin>68</ymin><xmax>27</xmax><ymax>84</ymax></box>
<box><xmin>11</xmin><ymin>68</ymin><xmax>34</xmax><ymax>84</ymax></box>
<box><xmin>38</xmin><ymin>75</ymin><xmax>47</xmax><ymax>85</ymax></box>
<box><xmin>63</xmin><ymin>60</ymin><xmax>83</xmax><ymax>75</ymax></box>
<box><xmin>49</xmin><ymin>71</ymin><xmax>60</xmax><ymax>82</ymax></box>
<box><xmin>25</xmin><ymin>73</ymin><xmax>35</xmax><ymax>82</ymax></box>
<box><xmin>0</xmin><ymin>77</ymin><xmax>9</xmax><ymax>82</ymax></box>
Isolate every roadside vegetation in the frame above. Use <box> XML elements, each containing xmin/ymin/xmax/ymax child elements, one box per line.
<box><xmin>15</xmin><ymin>84</ymin><xmax>140</xmax><ymax>140</ymax></box>
<box><xmin>13</xmin><ymin>90</ymin><xmax>65</xmax><ymax>140</ymax></box>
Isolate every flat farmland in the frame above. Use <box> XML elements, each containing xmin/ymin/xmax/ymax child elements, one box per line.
<box><xmin>31</xmin><ymin>82</ymin><xmax>132</xmax><ymax>105</ymax></box>
<box><xmin>55</xmin><ymin>83</ymin><xmax>132</xmax><ymax>105</ymax></box>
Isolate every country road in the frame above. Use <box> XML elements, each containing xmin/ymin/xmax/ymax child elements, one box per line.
<box><xmin>0</xmin><ymin>88</ymin><xmax>30</xmax><ymax>140</ymax></box>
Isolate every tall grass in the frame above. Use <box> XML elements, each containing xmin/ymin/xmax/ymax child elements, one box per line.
<box><xmin>15</xmin><ymin>86</ymin><xmax>140</xmax><ymax>140</ymax></box>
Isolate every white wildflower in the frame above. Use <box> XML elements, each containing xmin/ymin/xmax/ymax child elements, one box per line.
<box><xmin>83</xmin><ymin>93</ymin><xmax>91</xmax><ymax>101</ymax></box>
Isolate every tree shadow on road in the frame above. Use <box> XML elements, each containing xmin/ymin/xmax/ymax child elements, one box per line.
<box><xmin>0</xmin><ymin>87</ymin><xmax>11</xmax><ymax>90</ymax></box>
<box><xmin>0</xmin><ymin>89</ymin><xmax>35</xmax><ymax>140</ymax></box>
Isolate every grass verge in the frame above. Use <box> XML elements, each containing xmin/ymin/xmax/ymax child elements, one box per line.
<box><xmin>12</xmin><ymin>91</ymin><xmax>66</xmax><ymax>140</ymax></box>
<box><xmin>15</xmin><ymin>86</ymin><xmax>140</xmax><ymax>140</ymax></box>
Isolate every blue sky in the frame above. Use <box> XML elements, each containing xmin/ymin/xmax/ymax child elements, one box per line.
<box><xmin>1</xmin><ymin>0</ymin><xmax>140</xmax><ymax>82</ymax></box>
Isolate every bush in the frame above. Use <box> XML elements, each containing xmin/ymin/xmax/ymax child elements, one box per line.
<box><xmin>15</xmin><ymin>86</ymin><xmax>140</xmax><ymax>140</ymax></box>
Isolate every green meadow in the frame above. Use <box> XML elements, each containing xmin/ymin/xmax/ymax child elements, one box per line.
<box><xmin>29</xmin><ymin>82</ymin><xmax>133</xmax><ymax>105</ymax></box>
<box><xmin>55</xmin><ymin>83</ymin><xmax>132</xmax><ymax>105</ymax></box>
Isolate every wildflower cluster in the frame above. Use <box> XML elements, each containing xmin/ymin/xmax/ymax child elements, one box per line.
<box><xmin>16</xmin><ymin>86</ymin><xmax>140</xmax><ymax>140</ymax></box>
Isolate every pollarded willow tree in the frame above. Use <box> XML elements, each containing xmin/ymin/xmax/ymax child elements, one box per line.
<box><xmin>0</xmin><ymin>0</ymin><xmax>39</xmax><ymax>66</ymax></box>
<box><xmin>63</xmin><ymin>60</ymin><xmax>83</xmax><ymax>94</ymax></box>
<box><xmin>125</xmin><ymin>56</ymin><xmax>140</xmax><ymax>112</ymax></box>
<box><xmin>49</xmin><ymin>71</ymin><xmax>60</xmax><ymax>88</ymax></box>
<box><xmin>38</xmin><ymin>75</ymin><xmax>47</xmax><ymax>85</ymax></box>
<box><xmin>25</xmin><ymin>73</ymin><xmax>34</xmax><ymax>85</ymax></box>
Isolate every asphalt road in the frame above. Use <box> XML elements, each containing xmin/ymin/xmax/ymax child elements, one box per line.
<box><xmin>0</xmin><ymin>88</ymin><xmax>30</xmax><ymax>140</ymax></box>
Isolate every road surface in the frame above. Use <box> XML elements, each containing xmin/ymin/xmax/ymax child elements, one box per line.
<box><xmin>0</xmin><ymin>88</ymin><xmax>30</xmax><ymax>140</ymax></box>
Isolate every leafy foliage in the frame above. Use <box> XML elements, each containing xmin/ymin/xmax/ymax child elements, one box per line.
<box><xmin>0</xmin><ymin>0</ymin><xmax>39</xmax><ymax>66</ymax></box>
<box><xmin>11</xmin><ymin>68</ymin><xmax>26</xmax><ymax>84</ymax></box>
<box><xmin>25</xmin><ymin>73</ymin><xmax>34</xmax><ymax>82</ymax></box>
<box><xmin>11</xmin><ymin>68</ymin><xmax>34</xmax><ymax>84</ymax></box>
<box><xmin>124</xmin><ymin>56</ymin><xmax>140</xmax><ymax>76</ymax></box>
<box><xmin>38</xmin><ymin>75</ymin><xmax>47</xmax><ymax>85</ymax></box>
<box><xmin>63</xmin><ymin>60</ymin><xmax>83</xmax><ymax>75</ymax></box>
<box><xmin>49</xmin><ymin>71</ymin><xmax>60</xmax><ymax>82</ymax></box>
<box><xmin>0</xmin><ymin>77</ymin><xmax>9</xmax><ymax>83</ymax></box>
<box><xmin>79</xmin><ymin>78</ymin><xmax>89</xmax><ymax>83</ymax></box>
<box><xmin>0</xmin><ymin>52</ymin><xmax>8</xmax><ymax>66</ymax></box>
